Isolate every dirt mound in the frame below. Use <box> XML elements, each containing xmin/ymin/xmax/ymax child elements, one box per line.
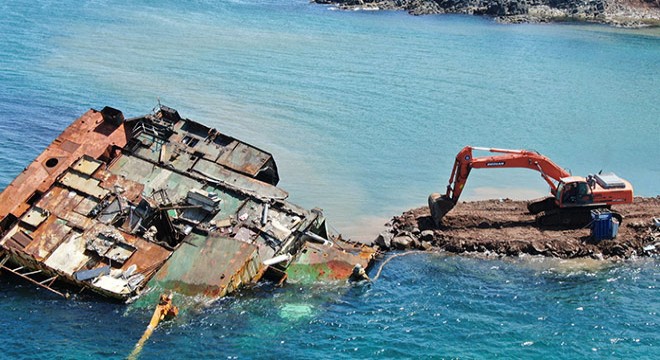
<box><xmin>378</xmin><ymin>196</ymin><xmax>660</xmax><ymax>260</ymax></box>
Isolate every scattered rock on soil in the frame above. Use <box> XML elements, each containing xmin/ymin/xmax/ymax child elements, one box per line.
<box><xmin>375</xmin><ymin>196</ymin><xmax>660</xmax><ymax>260</ymax></box>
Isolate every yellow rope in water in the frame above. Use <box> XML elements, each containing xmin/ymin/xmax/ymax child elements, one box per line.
<box><xmin>127</xmin><ymin>293</ymin><xmax>178</xmax><ymax>360</ymax></box>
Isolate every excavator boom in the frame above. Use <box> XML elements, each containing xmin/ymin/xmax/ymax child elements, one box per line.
<box><xmin>443</xmin><ymin>147</ymin><xmax>570</xmax><ymax>202</ymax></box>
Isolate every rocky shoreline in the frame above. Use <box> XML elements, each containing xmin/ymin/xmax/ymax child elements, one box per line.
<box><xmin>373</xmin><ymin>197</ymin><xmax>660</xmax><ymax>260</ymax></box>
<box><xmin>314</xmin><ymin>0</ymin><xmax>660</xmax><ymax>27</ymax></box>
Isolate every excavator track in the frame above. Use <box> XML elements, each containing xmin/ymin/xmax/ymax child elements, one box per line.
<box><xmin>536</xmin><ymin>206</ymin><xmax>622</xmax><ymax>228</ymax></box>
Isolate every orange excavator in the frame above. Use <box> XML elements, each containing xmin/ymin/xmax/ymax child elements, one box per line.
<box><xmin>428</xmin><ymin>146</ymin><xmax>634</xmax><ymax>227</ymax></box>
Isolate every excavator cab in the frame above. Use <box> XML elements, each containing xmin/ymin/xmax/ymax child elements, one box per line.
<box><xmin>556</xmin><ymin>178</ymin><xmax>593</xmax><ymax>207</ymax></box>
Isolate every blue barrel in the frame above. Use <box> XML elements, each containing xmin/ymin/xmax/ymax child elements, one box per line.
<box><xmin>591</xmin><ymin>210</ymin><xmax>617</xmax><ymax>241</ymax></box>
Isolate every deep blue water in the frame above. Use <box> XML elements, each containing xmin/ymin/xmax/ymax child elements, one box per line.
<box><xmin>1</xmin><ymin>1</ymin><xmax>658</xmax><ymax>359</ymax></box>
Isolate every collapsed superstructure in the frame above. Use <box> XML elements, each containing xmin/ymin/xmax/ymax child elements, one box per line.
<box><xmin>0</xmin><ymin>106</ymin><xmax>374</xmax><ymax>301</ymax></box>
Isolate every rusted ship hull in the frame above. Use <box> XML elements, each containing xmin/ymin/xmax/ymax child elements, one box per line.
<box><xmin>0</xmin><ymin>106</ymin><xmax>374</xmax><ymax>302</ymax></box>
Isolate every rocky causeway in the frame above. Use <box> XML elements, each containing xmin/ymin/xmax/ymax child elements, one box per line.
<box><xmin>315</xmin><ymin>0</ymin><xmax>660</xmax><ymax>27</ymax></box>
<box><xmin>375</xmin><ymin>197</ymin><xmax>660</xmax><ymax>260</ymax></box>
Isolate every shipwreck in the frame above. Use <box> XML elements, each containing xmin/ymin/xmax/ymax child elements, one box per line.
<box><xmin>0</xmin><ymin>105</ymin><xmax>375</xmax><ymax>302</ymax></box>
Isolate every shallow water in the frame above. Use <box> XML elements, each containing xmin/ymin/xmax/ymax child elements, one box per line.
<box><xmin>0</xmin><ymin>1</ymin><xmax>658</xmax><ymax>358</ymax></box>
<box><xmin>1</xmin><ymin>254</ymin><xmax>657</xmax><ymax>359</ymax></box>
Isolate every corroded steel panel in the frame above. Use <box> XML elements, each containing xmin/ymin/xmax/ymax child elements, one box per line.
<box><xmin>44</xmin><ymin>232</ymin><xmax>89</xmax><ymax>275</ymax></box>
<box><xmin>149</xmin><ymin>233</ymin><xmax>263</xmax><ymax>298</ymax></box>
<box><xmin>216</xmin><ymin>142</ymin><xmax>271</xmax><ymax>177</ymax></box>
<box><xmin>73</xmin><ymin>197</ymin><xmax>98</xmax><ymax>216</ymax></box>
<box><xmin>107</xmin><ymin>155</ymin><xmax>204</xmax><ymax>203</ymax></box>
<box><xmin>285</xmin><ymin>242</ymin><xmax>376</xmax><ymax>283</ymax></box>
<box><xmin>134</xmin><ymin>144</ymin><xmax>163</xmax><ymax>164</ymax></box>
<box><xmin>207</xmin><ymin>186</ymin><xmax>247</xmax><ymax>222</ymax></box>
<box><xmin>72</xmin><ymin>156</ymin><xmax>102</xmax><ymax>176</ymax></box>
<box><xmin>59</xmin><ymin>172</ymin><xmax>109</xmax><ymax>199</ymax></box>
<box><xmin>23</xmin><ymin>216</ymin><xmax>72</xmax><ymax>261</ymax></box>
<box><xmin>118</xmin><ymin>237</ymin><xmax>172</xmax><ymax>280</ymax></box>
<box><xmin>6</xmin><ymin>231</ymin><xmax>32</xmax><ymax>250</ymax></box>
<box><xmin>37</xmin><ymin>185</ymin><xmax>85</xmax><ymax>215</ymax></box>
<box><xmin>22</xmin><ymin>207</ymin><xmax>49</xmax><ymax>228</ymax></box>
<box><xmin>98</xmin><ymin>173</ymin><xmax>145</xmax><ymax>204</ymax></box>
<box><xmin>169</xmin><ymin>153</ymin><xmax>198</xmax><ymax>175</ymax></box>
<box><xmin>0</xmin><ymin>109</ymin><xmax>128</xmax><ymax>220</ymax></box>
<box><xmin>57</xmin><ymin>209</ymin><xmax>94</xmax><ymax>231</ymax></box>
<box><xmin>193</xmin><ymin>158</ymin><xmax>287</xmax><ymax>200</ymax></box>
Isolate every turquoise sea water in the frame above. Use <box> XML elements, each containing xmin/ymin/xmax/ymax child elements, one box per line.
<box><xmin>1</xmin><ymin>1</ymin><xmax>658</xmax><ymax>359</ymax></box>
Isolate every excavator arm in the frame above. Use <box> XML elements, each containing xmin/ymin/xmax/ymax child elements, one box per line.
<box><xmin>444</xmin><ymin>147</ymin><xmax>571</xmax><ymax>202</ymax></box>
<box><xmin>429</xmin><ymin>146</ymin><xmax>571</xmax><ymax>226</ymax></box>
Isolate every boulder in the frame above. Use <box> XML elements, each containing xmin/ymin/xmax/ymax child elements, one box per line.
<box><xmin>392</xmin><ymin>235</ymin><xmax>414</xmax><ymax>249</ymax></box>
<box><xmin>375</xmin><ymin>231</ymin><xmax>393</xmax><ymax>249</ymax></box>
<box><xmin>420</xmin><ymin>230</ymin><xmax>435</xmax><ymax>242</ymax></box>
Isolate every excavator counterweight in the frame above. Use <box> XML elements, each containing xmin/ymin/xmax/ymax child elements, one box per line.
<box><xmin>429</xmin><ymin>146</ymin><xmax>633</xmax><ymax>227</ymax></box>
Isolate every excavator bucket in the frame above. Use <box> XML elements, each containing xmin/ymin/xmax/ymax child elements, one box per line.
<box><xmin>428</xmin><ymin>193</ymin><xmax>455</xmax><ymax>227</ymax></box>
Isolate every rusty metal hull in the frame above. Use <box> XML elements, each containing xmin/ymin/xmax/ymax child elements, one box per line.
<box><xmin>148</xmin><ymin>233</ymin><xmax>264</xmax><ymax>299</ymax></box>
<box><xmin>0</xmin><ymin>105</ymin><xmax>376</xmax><ymax>303</ymax></box>
<box><xmin>286</xmin><ymin>241</ymin><xmax>376</xmax><ymax>283</ymax></box>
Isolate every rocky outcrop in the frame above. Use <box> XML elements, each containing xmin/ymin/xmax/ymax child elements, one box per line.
<box><xmin>374</xmin><ymin>197</ymin><xmax>660</xmax><ymax>260</ymax></box>
<box><xmin>314</xmin><ymin>0</ymin><xmax>660</xmax><ymax>27</ymax></box>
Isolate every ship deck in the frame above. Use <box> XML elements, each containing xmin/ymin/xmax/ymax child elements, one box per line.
<box><xmin>0</xmin><ymin>106</ymin><xmax>374</xmax><ymax>302</ymax></box>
